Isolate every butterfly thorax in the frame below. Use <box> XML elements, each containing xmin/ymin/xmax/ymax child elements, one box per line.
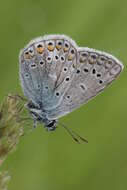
<box><xmin>26</xmin><ymin>101</ymin><xmax>57</xmax><ymax>131</ymax></box>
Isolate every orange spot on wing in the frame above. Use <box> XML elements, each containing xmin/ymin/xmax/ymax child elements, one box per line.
<box><xmin>63</xmin><ymin>47</ymin><xmax>69</xmax><ymax>52</ymax></box>
<box><xmin>56</xmin><ymin>45</ymin><xmax>62</xmax><ymax>50</ymax></box>
<box><xmin>47</xmin><ymin>45</ymin><xmax>55</xmax><ymax>51</ymax></box>
<box><xmin>24</xmin><ymin>52</ymin><xmax>31</xmax><ymax>59</ymax></box>
<box><xmin>36</xmin><ymin>47</ymin><xmax>44</xmax><ymax>54</ymax></box>
<box><xmin>68</xmin><ymin>55</ymin><xmax>73</xmax><ymax>61</ymax></box>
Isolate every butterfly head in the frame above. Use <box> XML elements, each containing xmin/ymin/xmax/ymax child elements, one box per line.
<box><xmin>45</xmin><ymin>120</ymin><xmax>57</xmax><ymax>131</ymax></box>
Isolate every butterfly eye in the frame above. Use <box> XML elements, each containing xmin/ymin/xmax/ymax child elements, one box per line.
<box><xmin>35</xmin><ymin>42</ymin><xmax>44</xmax><ymax>54</ymax></box>
<box><xmin>47</xmin><ymin>41</ymin><xmax>55</xmax><ymax>51</ymax></box>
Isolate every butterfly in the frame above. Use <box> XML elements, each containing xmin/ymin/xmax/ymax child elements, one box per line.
<box><xmin>19</xmin><ymin>34</ymin><xmax>124</xmax><ymax>143</ymax></box>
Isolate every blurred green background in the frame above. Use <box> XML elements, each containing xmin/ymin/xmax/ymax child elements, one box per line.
<box><xmin>0</xmin><ymin>0</ymin><xmax>127</xmax><ymax>189</ymax></box>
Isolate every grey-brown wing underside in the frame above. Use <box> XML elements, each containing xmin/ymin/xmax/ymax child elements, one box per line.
<box><xmin>47</xmin><ymin>47</ymin><xmax>123</xmax><ymax>120</ymax></box>
<box><xmin>19</xmin><ymin>35</ymin><xmax>78</xmax><ymax>109</ymax></box>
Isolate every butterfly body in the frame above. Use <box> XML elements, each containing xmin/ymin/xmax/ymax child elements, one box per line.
<box><xmin>19</xmin><ymin>34</ymin><xmax>124</xmax><ymax>131</ymax></box>
<box><xmin>26</xmin><ymin>101</ymin><xmax>57</xmax><ymax>131</ymax></box>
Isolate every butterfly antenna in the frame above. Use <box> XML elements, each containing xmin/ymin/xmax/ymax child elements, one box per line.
<box><xmin>58</xmin><ymin>121</ymin><xmax>88</xmax><ymax>144</ymax></box>
<box><xmin>71</xmin><ymin>130</ymin><xmax>88</xmax><ymax>143</ymax></box>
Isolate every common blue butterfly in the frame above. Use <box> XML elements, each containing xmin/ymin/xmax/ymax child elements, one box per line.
<box><xmin>19</xmin><ymin>35</ymin><xmax>124</xmax><ymax>142</ymax></box>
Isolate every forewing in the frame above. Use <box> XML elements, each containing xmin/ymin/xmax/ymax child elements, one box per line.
<box><xmin>47</xmin><ymin>47</ymin><xmax>123</xmax><ymax>119</ymax></box>
<box><xmin>19</xmin><ymin>35</ymin><xmax>78</xmax><ymax>109</ymax></box>
<box><xmin>19</xmin><ymin>43</ymin><xmax>43</xmax><ymax>106</ymax></box>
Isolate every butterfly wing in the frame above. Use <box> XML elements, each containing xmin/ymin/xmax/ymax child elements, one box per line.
<box><xmin>47</xmin><ymin>46</ymin><xmax>124</xmax><ymax>120</ymax></box>
<box><xmin>19</xmin><ymin>35</ymin><xmax>123</xmax><ymax>119</ymax></box>
<box><xmin>19</xmin><ymin>35</ymin><xmax>78</xmax><ymax>109</ymax></box>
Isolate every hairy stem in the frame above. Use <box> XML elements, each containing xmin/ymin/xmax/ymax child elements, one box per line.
<box><xmin>0</xmin><ymin>94</ymin><xmax>30</xmax><ymax>190</ymax></box>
